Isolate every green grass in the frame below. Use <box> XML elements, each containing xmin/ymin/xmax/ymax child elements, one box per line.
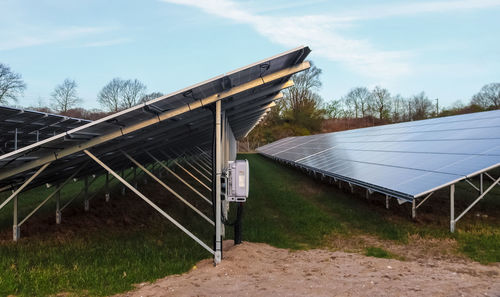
<box><xmin>0</xmin><ymin>154</ymin><xmax>498</xmax><ymax>296</ymax></box>
<box><xmin>364</xmin><ymin>246</ymin><xmax>395</xmax><ymax>259</ymax></box>
<box><xmin>0</xmin><ymin>164</ymin><xmax>212</xmax><ymax>296</ymax></box>
<box><xmin>232</xmin><ymin>154</ymin><xmax>499</xmax><ymax>263</ymax></box>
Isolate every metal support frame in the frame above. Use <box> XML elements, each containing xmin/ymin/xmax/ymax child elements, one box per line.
<box><xmin>450</xmin><ymin>184</ymin><xmax>455</xmax><ymax>232</ymax></box>
<box><xmin>105</xmin><ymin>172</ymin><xmax>110</xmax><ymax>202</ymax></box>
<box><xmin>450</xmin><ymin>173</ymin><xmax>500</xmax><ymax>232</ymax></box>
<box><xmin>385</xmin><ymin>195</ymin><xmax>389</xmax><ymax>209</ymax></box>
<box><xmin>185</xmin><ymin>160</ymin><xmax>211</xmax><ymax>182</ymax></box>
<box><xmin>121</xmin><ymin>151</ymin><xmax>214</xmax><ymax>225</ymax></box>
<box><xmin>146</xmin><ymin>151</ymin><xmax>212</xmax><ymax>205</ymax></box>
<box><xmin>17</xmin><ymin>162</ymin><xmax>87</xmax><ymax>228</ymax></box>
<box><xmin>168</xmin><ymin>158</ymin><xmax>212</xmax><ymax>192</ymax></box>
<box><xmin>84</xmin><ymin>175</ymin><xmax>89</xmax><ymax>211</ymax></box>
<box><xmin>84</xmin><ymin>149</ymin><xmax>214</xmax><ymax>255</ymax></box>
<box><xmin>0</xmin><ymin>162</ymin><xmax>51</xmax><ymax>241</ymax></box>
<box><xmin>214</xmin><ymin>99</ymin><xmax>222</xmax><ymax>265</ymax></box>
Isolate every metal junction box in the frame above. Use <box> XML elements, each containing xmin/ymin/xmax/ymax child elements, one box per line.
<box><xmin>227</xmin><ymin>160</ymin><xmax>249</xmax><ymax>202</ymax></box>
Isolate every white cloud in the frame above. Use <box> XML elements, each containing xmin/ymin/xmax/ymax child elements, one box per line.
<box><xmin>0</xmin><ymin>25</ymin><xmax>116</xmax><ymax>51</ymax></box>
<box><xmin>161</xmin><ymin>0</ymin><xmax>411</xmax><ymax>80</ymax></box>
<box><xmin>162</xmin><ymin>0</ymin><xmax>500</xmax><ymax>81</ymax></box>
<box><xmin>336</xmin><ymin>0</ymin><xmax>500</xmax><ymax>21</ymax></box>
<box><xmin>82</xmin><ymin>38</ymin><xmax>132</xmax><ymax>48</ymax></box>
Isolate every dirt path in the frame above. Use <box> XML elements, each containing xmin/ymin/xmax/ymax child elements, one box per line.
<box><xmin>116</xmin><ymin>241</ymin><xmax>500</xmax><ymax>297</ymax></box>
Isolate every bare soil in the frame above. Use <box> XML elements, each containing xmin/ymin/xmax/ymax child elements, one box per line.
<box><xmin>116</xmin><ymin>240</ymin><xmax>500</xmax><ymax>297</ymax></box>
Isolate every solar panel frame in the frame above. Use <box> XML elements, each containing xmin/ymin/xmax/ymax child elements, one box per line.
<box><xmin>0</xmin><ymin>46</ymin><xmax>311</xmax><ymax>192</ymax></box>
<box><xmin>258</xmin><ymin>109</ymin><xmax>500</xmax><ymax>201</ymax></box>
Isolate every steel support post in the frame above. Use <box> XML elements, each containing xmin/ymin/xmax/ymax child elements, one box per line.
<box><xmin>13</xmin><ymin>194</ymin><xmax>19</xmax><ymax>241</ymax></box>
<box><xmin>84</xmin><ymin>175</ymin><xmax>89</xmax><ymax>211</ymax></box>
<box><xmin>450</xmin><ymin>184</ymin><xmax>455</xmax><ymax>233</ymax></box>
<box><xmin>56</xmin><ymin>184</ymin><xmax>61</xmax><ymax>224</ymax></box>
<box><xmin>385</xmin><ymin>195</ymin><xmax>389</xmax><ymax>209</ymax></box>
<box><xmin>412</xmin><ymin>199</ymin><xmax>416</xmax><ymax>219</ymax></box>
<box><xmin>105</xmin><ymin>172</ymin><xmax>110</xmax><ymax>202</ymax></box>
<box><xmin>480</xmin><ymin>173</ymin><xmax>483</xmax><ymax>194</ymax></box>
<box><xmin>214</xmin><ymin>99</ymin><xmax>222</xmax><ymax>265</ymax></box>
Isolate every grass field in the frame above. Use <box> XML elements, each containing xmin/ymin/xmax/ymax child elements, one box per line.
<box><xmin>0</xmin><ymin>153</ymin><xmax>498</xmax><ymax>296</ymax></box>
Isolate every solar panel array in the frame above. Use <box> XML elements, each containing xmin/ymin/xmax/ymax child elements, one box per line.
<box><xmin>258</xmin><ymin>109</ymin><xmax>500</xmax><ymax>201</ymax></box>
<box><xmin>0</xmin><ymin>106</ymin><xmax>91</xmax><ymax>154</ymax></box>
<box><xmin>0</xmin><ymin>46</ymin><xmax>310</xmax><ymax>191</ymax></box>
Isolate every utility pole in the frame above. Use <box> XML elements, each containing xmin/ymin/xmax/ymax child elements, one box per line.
<box><xmin>435</xmin><ymin>98</ymin><xmax>439</xmax><ymax>116</ymax></box>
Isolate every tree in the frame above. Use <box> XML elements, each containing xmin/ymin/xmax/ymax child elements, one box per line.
<box><xmin>325</xmin><ymin>99</ymin><xmax>343</xmax><ymax>119</ymax></box>
<box><xmin>343</xmin><ymin>87</ymin><xmax>372</xmax><ymax>118</ymax></box>
<box><xmin>280</xmin><ymin>62</ymin><xmax>325</xmax><ymax>132</ymax></box>
<box><xmin>391</xmin><ymin>94</ymin><xmax>407</xmax><ymax>122</ymax></box>
<box><xmin>121</xmin><ymin>79</ymin><xmax>147</xmax><ymax>109</ymax></box>
<box><xmin>140</xmin><ymin>92</ymin><xmax>164</xmax><ymax>103</ymax></box>
<box><xmin>51</xmin><ymin>78</ymin><xmax>82</xmax><ymax>113</ymax></box>
<box><xmin>98</xmin><ymin>78</ymin><xmax>123</xmax><ymax>112</ymax></box>
<box><xmin>0</xmin><ymin>63</ymin><xmax>26</xmax><ymax>104</ymax></box>
<box><xmin>410</xmin><ymin>92</ymin><xmax>433</xmax><ymax>120</ymax></box>
<box><xmin>471</xmin><ymin>83</ymin><xmax>500</xmax><ymax>109</ymax></box>
<box><xmin>371</xmin><ymin>86</ymin><xmax>392</xmax><ymax>120</ymax></box>
<box><xmin>97</xmin><ymin>78</ymin><xmax>147</xmax><ymax>111</ymax></box>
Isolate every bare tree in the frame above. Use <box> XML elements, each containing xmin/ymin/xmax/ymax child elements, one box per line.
<box><xmin>0</xmin><ymin>63</ymin><xmax>26</xmax><ymax>104</ymax></box>
<box><xmin>140</xmin><ymin>92</ymin><xmax>164</xmax><ymax>103</ymax></box>
<box><xmin>391</xmin><ymin>94</ymin><xmax>407</xmax><ymax>122</ymax></box>
<box><xmin>325</xmin><ymin>99</ymin><xmax>343</xmax><ymax>119</ymax></box>
<box><xmin>343</xmin><ymin>87</ymin><xmax>372</xmax><ymax>118</ymax></box>
<box><xmin>98</xmin><ymin>78</ymin><xmax>147</xmax><ymax>112</ymax></box>
<box><xmin>121</xmin><ymin>79</ymin><xmax>147</xmax><ymax>109</ymax></box>
<box><xmin>371</xmin><ymin>86</ymin><xmax>392</xmax><ymax>120</ymax></box>
<box><xmin>471</xmin><ymin>83</ymin><xmax>500</xmax><ymax>109</ymax></box>
<box><xmin>51</xmin><ymin>78</ymin><xmax>82</xmax><ymax>113</ymax></box>
<box><xmin>410</xmin><ymin>92</ymin><xmax>433</xmax><ymax>120</ymax></box>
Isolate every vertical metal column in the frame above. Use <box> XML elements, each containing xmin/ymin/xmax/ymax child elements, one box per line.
<box><xmin>84</xmin><ymin>176</ymin><xmax>89</xmax><ymax>211</ymax></box>
<box><xmin>450</xmin><ymin>184</ymin><xmax>455</xmax><ymax>233</ymax></box>
<box><xmin>56</xmin><ymin>184</ymin><xmax>61</xmax><ymax>224</ymax></box>
<box><xmin>411</xmin><ymin>199</ymin><xmax>416</xmax><ymax>219</ymax></box>
<box><xmin>105</xmin><ymin>172</ymin><xmax>110</xmax><ymax>202</ymax></box>
<box><xmin>214</xmin><ymin>100</ymin><xmax>222</xmax><ymax>265</ymax></box>
<box><xmin>480</xmin><ymin>173</ymin><xmax>483</xmax><ymax>194</ymax></box>
<box><xmin>14</xmin><ymin>128</ymin><xmax>18</xmax><ymax>150</ymax></box>
<box><xmin>385</xmin><ymin>195</ymin><xmax>389</xmax><ymax>209</ymax></box>
<box><xmin>13</xmin><ymin>193</ymin><xmax>19</xmax><ymax>241</ymax></box>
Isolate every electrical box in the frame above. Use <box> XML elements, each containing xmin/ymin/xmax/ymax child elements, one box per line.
<box><xmin>226</xmin><ymin>160</ymin><xmax>249</xmax><ymax>202</ymax></box>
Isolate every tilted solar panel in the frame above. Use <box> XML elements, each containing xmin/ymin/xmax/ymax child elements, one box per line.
<box><xmin>0</xmin><ymin>106</ymin><xmax>91</xmax><ymax>154</ymax></box>
<box><xmin>258</xmin><ymin>109</ymin><xmax>500</xmax><ymax>201</ymax></box>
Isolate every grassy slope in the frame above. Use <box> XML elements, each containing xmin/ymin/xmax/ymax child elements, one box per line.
<box><xmin>235</xmin><ymin>154</ymin><xmax>499</xmax><ymax>263</ymax></box>
<box><xmin>0</xmin><ymin>154</ymin><xmax>498</xmax><ymax>296</ymax></box>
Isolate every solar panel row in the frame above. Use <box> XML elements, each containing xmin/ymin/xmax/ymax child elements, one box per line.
<box><xmin>258</xmin><ymin>109</ymin><xmax>500</xmax><ymax>201</ymax></box>
<box><xmin>0</xmin><ymin>106</ymin><xmax>90</xmax><ymax>154</ymax></box>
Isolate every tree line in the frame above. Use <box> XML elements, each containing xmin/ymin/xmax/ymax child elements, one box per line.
<box><xmin>244</xmin><ymin>63</ymin><xmax>500</xmax><ymax>150</ymax></box>
<box><xmin>0</xmin><ymin>63</ymin><xmax>163</xmax><ymax>118</ymax></box>
<box><xmin>2</xmin><ymin>61</ymin><xmax>499</xmax><ymax>145</ymax></box>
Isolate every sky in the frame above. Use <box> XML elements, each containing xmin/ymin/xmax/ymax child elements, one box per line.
<box><xmin>1</xmin><ymin>0</ymin><xmax>499</xmax><ymax>110</ymax></box>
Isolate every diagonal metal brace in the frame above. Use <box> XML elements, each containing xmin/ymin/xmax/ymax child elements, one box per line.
<box><xmin>84</xmin><ymin>149</ymin><xmax>214</xmax><ymax>255</ymax></box>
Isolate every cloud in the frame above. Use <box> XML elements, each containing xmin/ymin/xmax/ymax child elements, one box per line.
<box><xmin>82</xmin><ymin>38</ymin><xmax>132</xmax><ymax>48</ymax></box>
<box><xmin>333</xmin><ymin>0</ymin><xmax>500</xmax><ymax>21</ymax></box>
<box><xmin>0</xmin><ymin>25</ymin><xmax>116</xmax><ymax>51</ymax></box>
<box><xmin>161</xmin><ymin>0</ymin><xmax>412</xmax><ymax>79</ymax></box>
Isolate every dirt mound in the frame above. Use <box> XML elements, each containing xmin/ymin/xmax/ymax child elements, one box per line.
<box><xmin>116</xmin><ymin>240</ymin><xmax>500</xmax><ymax>297</ymax></box>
